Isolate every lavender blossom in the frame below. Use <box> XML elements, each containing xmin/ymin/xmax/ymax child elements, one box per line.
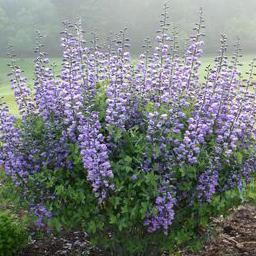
<box><xmin>145</xmin><ymin>191</ymin><xmax>176</xmax><ymax>234</ymax></box>
<box><xmin>78</xmin><ymin>112</ymin><xmax>114</xmax><ymax>202</ymax></box>
<box><xmin>197</xmin><ymin>169</ymin><xmax>219</xmax><ymax>202</ymax></box>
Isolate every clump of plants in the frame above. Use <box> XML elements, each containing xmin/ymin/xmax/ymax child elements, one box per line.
<box><xmin>1</xmin><ymin>5</ymin><xmax>256</xmax><ymax>255</ymax></box>
<box><xmin>0</xmin><ymin>211</ymin><xmax>28</xmax><ymax>256</ymax></box>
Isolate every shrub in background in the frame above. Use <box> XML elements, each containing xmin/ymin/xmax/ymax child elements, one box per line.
<box><xmin>1</xmin><ymin>5</ymin><xmax>256</xmax><ymax>255</ymax></box>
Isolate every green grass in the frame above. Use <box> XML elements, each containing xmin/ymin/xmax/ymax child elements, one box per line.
<box><xmin>0</xmin><ymin>55</ymin><xmax>255</xmax><ymax>115</ymax></box>
<box><xmin>200</xmin><ymin>54</ymin><xmax>256</xmax><ymax>79</ymax></box>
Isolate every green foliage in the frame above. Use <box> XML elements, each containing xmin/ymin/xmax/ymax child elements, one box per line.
<box><xmin>24</xmin><ymin>130</ymin><xmax>162</xmax><ymax>255</ymax></box>
<box><xmin>1</xmin><ymin>0</ymin><xmax>256</xmax><ymax>56</ymax></box>
<box><xmin>19</xmin><ymin>116</ymin><xmax>251</xmax><ymax>255</ymax></box>
<box><xmin>0</xmin><ymin>211</ymin><xmax>28</xmax><ymax>256</ymax></box>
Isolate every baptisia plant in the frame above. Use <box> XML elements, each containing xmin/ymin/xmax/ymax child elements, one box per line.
<box><xmin>1</xmin><ymin>6</ymin><xmax>256</xmax><ymax>255</ymax></box>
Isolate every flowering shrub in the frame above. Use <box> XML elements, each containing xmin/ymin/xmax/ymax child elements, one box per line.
<box><xmin>1</xmin><ymin>7</ymin><xmax>256</xmax><ymax>255</ymax></box>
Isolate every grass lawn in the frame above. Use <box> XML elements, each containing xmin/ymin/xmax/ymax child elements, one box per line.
<box><xmin>0</xmin><ymin>54</ymin><xmax>255</xmax><ymax>115</ymax></box>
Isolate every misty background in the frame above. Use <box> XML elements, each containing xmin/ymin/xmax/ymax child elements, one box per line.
<box><xmin>0</xmin><ymin>0</ymin><xmax>256</xmax><ymax>57</ymax></box>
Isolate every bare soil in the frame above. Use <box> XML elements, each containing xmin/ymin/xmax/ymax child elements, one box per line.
<box><xmin>191</xmin><ymin>204</ymin><xmax>256</xmax><ymax>256</ymax></box>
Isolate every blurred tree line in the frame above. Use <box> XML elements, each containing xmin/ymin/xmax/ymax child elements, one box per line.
<box><xmin>0</xmin><ymin>0</ymin><xmax>256</xmax><ymax>56</ymax></box>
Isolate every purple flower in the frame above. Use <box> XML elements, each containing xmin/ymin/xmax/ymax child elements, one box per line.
<box><xmin>145</xmin><ymin>190</ymin><xmax>176</xmax><ymax>234</ymax></box>
<box><xmin>197</xmin><ymin>169</ymin><xmax>219</xmax><ymax>202</ymax></box>
<box><xmin>78</xmin><ymin>112</ymin><xmax>114</xmax><ymax>202</ymax></box>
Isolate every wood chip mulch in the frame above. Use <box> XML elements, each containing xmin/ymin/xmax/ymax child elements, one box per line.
<box><xmin>189</xmin><ymin>204</ymin><xmax>256</xmax><ymax>256</ymax></box>
<box><xmin>20</xmin><ymin>231</ymin><xmax>102</xmax><ymax>256</ymax></box>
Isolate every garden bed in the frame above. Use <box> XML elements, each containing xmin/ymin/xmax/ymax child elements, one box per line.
<box><xmin>20</xmin><ymin>204</ymin><xmax>256</xmax><ymax>256</ymax></box>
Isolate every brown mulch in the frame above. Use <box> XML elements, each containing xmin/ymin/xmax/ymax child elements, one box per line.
<box><xmin>20</xmin><ymin>204</ymin><xmax>256</xmax><ymax>256</ymax></box>
<box><xmin>20</xmin><ymin>231</ymin><xmax>103</xmax><ymax>256</ymax></box>
<box><xmin>192</xmin><ymin>204</ymin><xmax>256</xmax><ymax>256</ymax></box>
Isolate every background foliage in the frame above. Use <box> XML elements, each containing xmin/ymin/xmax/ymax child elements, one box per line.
<box><xmin>0</xmin><ymin>0</ymin><xmax>256</xmax><ymax>56</ymax></box>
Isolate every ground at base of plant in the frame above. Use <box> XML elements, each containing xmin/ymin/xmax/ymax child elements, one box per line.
<box><xmin>19</xmin><ymin>203</ymin><xmax>256</xmax><ymax>256</ymax></box>
<box><xmin>183</xmin><ymin>203</ymin><xmax>256</xmax><ymax>256</ymax></box>
<box><xmin>20</xmin><ymin>231</ymin><xmax>102</xmax><ymax>256</ymax></box>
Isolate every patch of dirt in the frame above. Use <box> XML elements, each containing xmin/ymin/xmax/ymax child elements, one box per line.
<box><xmin>20</xmin><ymin>231</ymin><xmax>103</xmax><ymax>256</ymax></box>
<box><xmin>191</xmin><ymin>204</ymin><xmax>256</xmax><ymax>256</ymax></box>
